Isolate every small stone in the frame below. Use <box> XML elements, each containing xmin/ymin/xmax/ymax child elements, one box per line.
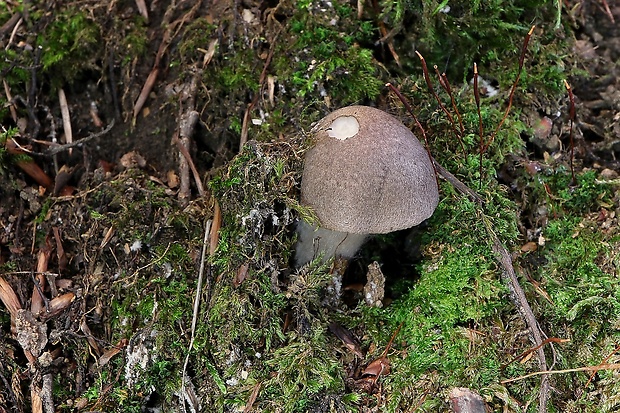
<box><xmin>364</xmin><ymin>262</ymin><xmax>385</xmax><ymax>308</ymax></box>
<box><xmin>600</xmin><ymin>168</ymin><xmax>618</xmax><ymax>180</ymax></box>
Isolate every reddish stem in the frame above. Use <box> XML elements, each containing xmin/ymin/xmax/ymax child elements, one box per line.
<box><xmin>564</xmin><ymin>79</ymin><xmax>576</xmax><ymax>185</ymax></box>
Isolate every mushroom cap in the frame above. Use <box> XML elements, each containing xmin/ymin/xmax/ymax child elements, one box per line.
<box><xmin>301</xmin><ymin>105</ymin><xmax>439</xmax><ymax>234</ymax></box>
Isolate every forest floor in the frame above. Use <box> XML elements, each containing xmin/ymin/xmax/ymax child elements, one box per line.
<box><xmin>0</xmin><ymin>1</ymin><xmax>619</xmax><ymax>412</ymax></box>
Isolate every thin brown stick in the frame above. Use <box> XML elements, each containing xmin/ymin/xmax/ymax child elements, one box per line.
<box><xmin>502</xmin><ymin>337</ymin><xmax>569</xmax><ymax>369</ymax></box>
<box><xmin>132</xmin><ymin>68</ymin><xmax>159</xmax><ymax>123</ymax></box>
<box><xmin>483</xmin><ymin>215</ymin><xmax>550</xmax><ymax>411</ymax></box>
<box><xmin>377</xmin><ymin>20</ymin><xmax>401</xmax><ymax>66</ymax></box>
<box><xmin>564</xmin><ymin>79</ymin><xmax>576</xmax><ymax>185</ymax></box>
<box><xmin>416</xmin><ymin>51</ymin><xmax>464</xmax><ymax>151</ymax></box>
<box><xmin>132</xmin><ymin>1</ymin><xmax>202</xmax><ymax>123</ymax></box>
<box><xmin>58</xmin><ymin>88</ymin><xmax>73</xmax><ymax>155</ymax></box>
<box><xmin>31</xmin><ymin>236</ymin><xmax>52</xmax><ymax>315</ymax></box>
<box><xmin>485</xmin><ymin>25</ymin><xmax>535</xmax><ymax>152</ymax></box>
<box><xmin>583</xmin><ymin>343</ymin><xmax>620</xmax><ymax>392</ymax></box>
<box><xmin>598</xmin><ymin>0</ymin><xmax>615</xmax><ymax>23</ymax></box>
<box><xmin>175</xmin><ymin>78</ymin><xmax>201</xmax><ymax>202</ymax></box>
<box><xmin>0</xmin><ymin>12</ymin><xmax>21</xmax><ymax>38</ymax></box>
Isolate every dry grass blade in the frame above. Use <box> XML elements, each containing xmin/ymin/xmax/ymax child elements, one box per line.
<box><xmin>501</xmin><ymin>363</ymin><xmax>620</xmax><ymax>384</ymax></box>
<box><xmin>582</xmin><ymin>343</ymin><xmax>620</xmax><ymax>393</ymax></box>
<box><xmin>58</xmin><ymin>88</ymin><xmax>73</xmax><ymax>154</ymax></box>
<box><xmin>329</xmin><ymin>322</ymin><xmax>364</xmax><ymax>358</ymax></box>
<box><xmin>182</xmin><ymin>219</ymin><xmax>212</xmax><ymax>406</ymax></box>
<box><xmin>501</xmin><ymin>337</ymin><xmax>569</xmax><ymax>369</ymax></box>
<box><xmin>3</xmin><ymin>79</ymin><xmax>17</xmax><ymax>122</ymax></box>
<box><xmin>209</xmin><ymin>200</ymin><xmax>221</xmax><ymax>256</ymax></box>
<box><xmin>201</xmin><ymin>38</ymin><xmax>218</xmax><ymax>68</ymax></box>
<box><xmin>244</xmin><ymin>382</ymin><xmax>262</xmax><ymax>412</ymax></box>
<box><xmin>134</xmin><ymin>0</ymin><xmax>148</xmax><ymax>22</ymax></box>
<box><xmin>5</xmin><ymin>138</ymin><xmax>54</xmax><ymax>190</ymax></box>
<box><xmin>98</xmin><ymin>339</ymin><xmax>128</xmax><ymax>367</ymax></box>
<box><xmin>132</xmin><ymin>68</ymin><xmax>159</xmax><ymax>123</ymax></box>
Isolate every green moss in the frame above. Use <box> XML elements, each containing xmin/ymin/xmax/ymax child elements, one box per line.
<box><xmin>388</xmin><ymin>0</ymin><xmax>564</xmax><ymax>89</ymax></box>
<box><xmin>38</xmin><ymin>8</ymin><xmax>100</xmax><ymax>87</ymax></box>
<box><xmin>178</xmin><ymin>19</ymin><xmax>216</xmax><ymax>64</ymax></box>
<box><xmin>116</xmin><ymin>17</ymin><xmax>149</xmax><ymax>65</ymax></box>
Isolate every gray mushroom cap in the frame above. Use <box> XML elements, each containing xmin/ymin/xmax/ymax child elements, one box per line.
<box><xmin>300</xmin><ymin>105</ymin><xmax>439</xmax><ymax>234</ymax></box>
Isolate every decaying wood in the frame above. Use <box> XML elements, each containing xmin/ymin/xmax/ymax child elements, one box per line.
<box><xmin>175</xmin><ymin>68</ymin><xmax>202</xmax><ymax>204</ymax></box>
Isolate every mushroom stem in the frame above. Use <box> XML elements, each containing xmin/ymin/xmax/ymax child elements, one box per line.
<box><xmin>294</xmin><ymin>220</ymin><xmax>368</xmax><ymax>267</ymax></box>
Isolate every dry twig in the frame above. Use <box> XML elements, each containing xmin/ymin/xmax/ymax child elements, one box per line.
<box><xmin>181</xmin><ymin>219</ymin><xmax>213</xmax><ymax>412</ymax></box>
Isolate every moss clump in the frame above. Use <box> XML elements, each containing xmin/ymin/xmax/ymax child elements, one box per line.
<box><xmin>386</xmin><ymin>0</ymin><xmax>565</xmax><ymax>90</ymax></box>
<box><xmin>201</xmin><ymin>138</ymin><xmax>342</xmax><ymax>411</ymax></box>
<box><xmin>37</xmin><ymin>8</ymin><xmax>100</xmax><ymax>87</ymax></box>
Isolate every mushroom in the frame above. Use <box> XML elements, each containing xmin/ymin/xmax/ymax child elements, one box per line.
<box><xmin>295</xmin><ymin>105</ymin><xmax>439</xmax><ymax>267</ymax></box>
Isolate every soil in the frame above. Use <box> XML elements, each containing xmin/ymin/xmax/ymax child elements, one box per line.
<box><xmin>0</xmin><ymin>1</ymin><xmax>619</xmax><ymax>412</ymax></box>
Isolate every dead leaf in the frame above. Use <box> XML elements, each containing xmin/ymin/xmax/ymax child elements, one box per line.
<box><xmin>329</xmin><ymin>322</ymin><xmax>364</xmax><ymax>358</ymax></box>
<box><xmin>38</xmin><ymin>292</ymin><xmax>75</xmax><ymax>320</ymax></box>
<box><xmin>99</xmin><ymin>339</ymin><xmax>128</xmax><ymax>366</ymax></box>
<box><xmin>520</xmin><ymin>241</ymin><xmax>537</xmax><ymax>252</ymax></box>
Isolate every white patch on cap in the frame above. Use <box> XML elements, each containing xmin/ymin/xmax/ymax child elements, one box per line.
<box><xmin>327</xmin><ymin>116</ymin><xmax>359</xmax><ymax>140</ymax></box>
